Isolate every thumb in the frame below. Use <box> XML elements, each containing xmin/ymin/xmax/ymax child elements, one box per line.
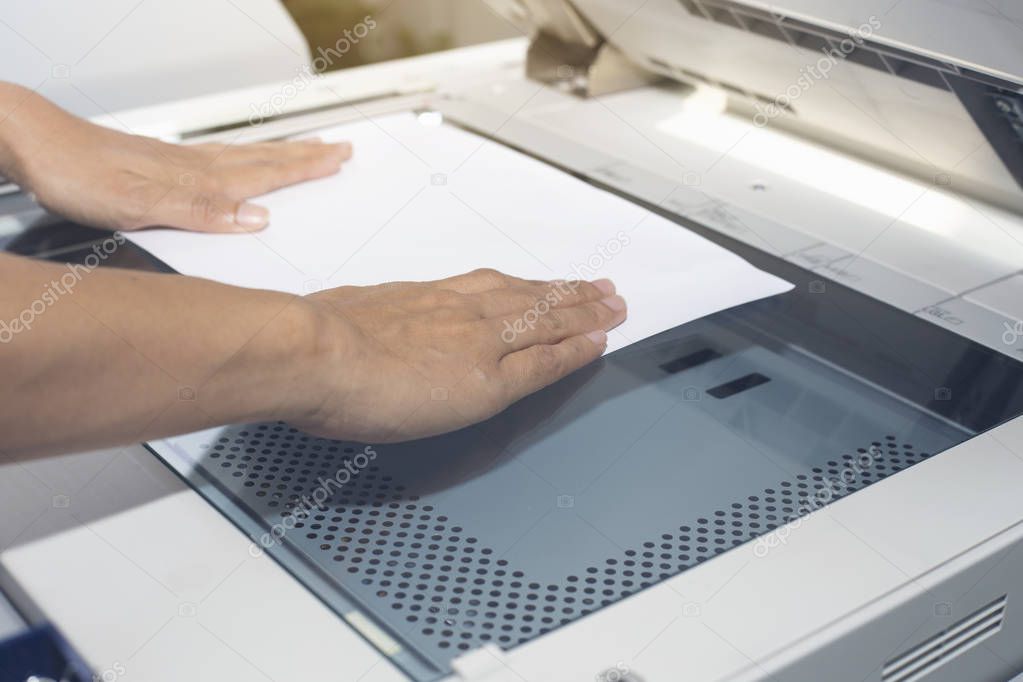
<box><xmin>155</xmin><ymin>188</ymin><xmax>269</xmax><ymax>233</ymax></box>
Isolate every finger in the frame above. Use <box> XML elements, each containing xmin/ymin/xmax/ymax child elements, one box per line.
<box><xmin>215</xmin><ymin>140</ymin><xmax>353</xmax><ymax>167</ymax></box>
<box><xmin>476</xmin><ymin>278</ymin><xmax>615</xmax><ymax>317</ymax></box>
<box><xmin>147</xmin><ymin>187</ymin><xmax>268</xmax><ymax>232</ymax></box>
<box><xmin>213</xmin><ymin>151</ymin><xmax>347</xmax><ymax>198</ymax></box>
<box><xmin>193</xmin><ymin>139</ymin><xmax>341</xmax><ymax>157</ymax></box>
<box><xmin>499</xmin><ymin>332</ymin><xmax>608</xmax><ymax>402</ymax></box>
<box><xmin>494</xmin><ymin>296</ymin><xmax>626</xmax><ymax>351</ymax></box>
<box><xmin>428</xmin><ymin>268</ymin><xmax>545</xmax><ymax>294</ymax></box>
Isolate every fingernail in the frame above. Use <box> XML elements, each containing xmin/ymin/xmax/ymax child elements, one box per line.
<box><xmin>585</xmin><ymin>330</ymin><xmax>608</xmax><ymax>346</ymax></box>
<box><xmin>236</xmin><ymin>203</ymin><xmax>269</xmax><ymax>229</ymax></box>
<box><xmin>592</xmin><ymin>279</ymin><xmax>615</xmax><ymax>296</ymax></box>
<box><xmin>601</xmin><ymin>295</ymin><xmax>627</xmax><ymax>312</ymax></box>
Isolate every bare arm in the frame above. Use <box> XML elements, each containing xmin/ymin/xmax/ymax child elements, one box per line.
<box><xmin>0</xmin><ymin>81</ymin><xmax>351</xmax><ymax>233</ymax></box>
<box><xmin>0</xmin><ymin>254</ymin><xmax>623</xmax><ymax>461</ymax></box>
<box><xmin>0</xmin><ymin>84</ymin><xmax>627</xmax><ymax>461</ymax></box>
<box><xmin>0</xmin><ymin>252</ymin><xmax>314</xmax><ymax>459</ymax></box>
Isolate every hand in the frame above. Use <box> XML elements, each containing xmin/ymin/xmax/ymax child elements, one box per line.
<box><xmin>290</xmin><ymin>269</ymin><xmax>627</xmax><ymax>443</ymax></box>
<box><xmin>0</xmin><ymin>82</ymin><xmax>351</xmax><ymax>233</ymax></box>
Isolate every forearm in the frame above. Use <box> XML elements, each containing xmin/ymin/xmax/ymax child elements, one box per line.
<box><xmin>0</xmin><ymin>82</ymin><xmax>63</xmax><ymax>182</ymax></box>
<box><xmin>0</xmin><ymin>252</ymin><xmax>320</xmax><ymax>461</ymax></box>
<box><xmin>0</xmin><ymin>82</ymin><xmax>35</xmax><ymax>178</ymax></box>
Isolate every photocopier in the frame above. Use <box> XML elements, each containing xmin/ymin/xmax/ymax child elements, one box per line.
<box><xmin>2</xmin><ymin>1</ymin><xmax>1023</xmax><ymax>681</ymax></box>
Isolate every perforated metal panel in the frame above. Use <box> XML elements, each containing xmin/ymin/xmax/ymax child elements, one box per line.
<box><xmin>202</xmin><ymin>425</ymin><xmax>934</xmax><ymax>654</ymax></box>
<box><xmin>152</xmin><ymin>317</ymin><xmax>968</xmax><ymax>681</ymax></box>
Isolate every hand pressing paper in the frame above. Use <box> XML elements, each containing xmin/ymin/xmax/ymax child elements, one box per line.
<box><xmin>128</xmin><ymin>112</ymin><xmax>792</xmax><ymax>353</ymax></box>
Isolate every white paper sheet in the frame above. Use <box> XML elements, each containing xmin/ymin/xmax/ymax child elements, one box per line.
<box><xmin>128</xmin><ymin>112</ymin><xmax>792</xmax><ymax>353</ymax></box>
